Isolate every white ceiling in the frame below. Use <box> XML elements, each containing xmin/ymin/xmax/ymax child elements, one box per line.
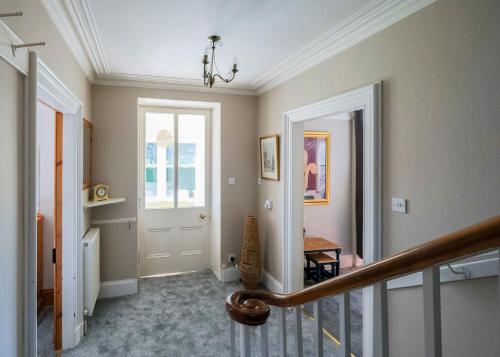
<box><xmin>41</xmin><ymin>0</ymin><xmax>436</xmax><ymax>94</ymax></box>
<box><xmin>88</xmin><ymin>0</ymin><xmax>369</xmax><ymax>85</ymax></box>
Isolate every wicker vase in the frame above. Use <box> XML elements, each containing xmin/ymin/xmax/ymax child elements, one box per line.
<box><xmin>239</xmin><ymin>215</ymin><xmax>262</xmax><ymax>289</ymax></box>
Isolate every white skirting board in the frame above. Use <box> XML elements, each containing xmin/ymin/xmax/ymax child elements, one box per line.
<box><xmin>98</xmin><ymin>279</ymin><xmax>138</xmax><ymax>299</ymax></box>
<box><xmin>74</xmin><ymin>322</ymin><xmax>84</xmax><ymax>347</ymax></box>
<box><xmin>220</xmin><ymin>267</ymin><xmax>283</xmax><ymax>293</ymax></box>
<box><xmin>263</xmin><ymin>270</ymin><xmax>283</xmax><ymax>293</ymax></box>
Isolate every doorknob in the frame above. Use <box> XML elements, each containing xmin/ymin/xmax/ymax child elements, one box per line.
<box><xmin>200</xmin><ymin>214</ymin><xmax>208</xmax><ymax>219</ymax></box>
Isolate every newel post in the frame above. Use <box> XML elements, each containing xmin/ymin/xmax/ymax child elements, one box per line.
<box><xmin>226</xmin><ymin>291</ymin><xmax>271</xmax><ymax>356</ymax></box>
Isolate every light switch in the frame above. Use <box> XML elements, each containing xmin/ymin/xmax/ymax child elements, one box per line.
<box><xmin>264</xmin><ymin>200</ymin><xmax>273</xmax><ymax>209</ymax></box>
<box><xmin>392</xmin><ymin>197</ymin><xmax>407</xmax><ymax>213</ymax></box>
<box><xmin>228</xmin><ymin>177</ymin><xmax>236</xmax><ymax>185</ymax></box>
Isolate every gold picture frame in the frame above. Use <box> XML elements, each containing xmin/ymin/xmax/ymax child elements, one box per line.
<box><xmin>304</xmin><ymin>131</ymin><xmax>330</xmax><ymax>205</ymax></box>
<box><xmin>259</xmin><ymin>135</ymin><xmax>280</xmax><ymax>181</ymax></box>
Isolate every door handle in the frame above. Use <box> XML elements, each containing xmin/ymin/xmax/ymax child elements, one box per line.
<box><xmin>200</xmin><ymin>214</ymin><xmax>208</xmax><ymax>219</ymax></box>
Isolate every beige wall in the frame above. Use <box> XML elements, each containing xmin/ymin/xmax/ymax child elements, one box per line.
<box><xmin>257</xmin><ymin>0</ymin><xmax>500</xmax><ymax>355</ymax></box>
<box><xmin>0</xmin><ymin>59</ymin><xmax>24</xmax><ymax>357</ymax></box>
<box><xmin>258</xmin><ymin>0</ymin><xmax>500</xmax><ymax>280</ymax></box>
<box><xmin>91</xmin><ymin>85</ymin><xmax>257</xmax><ymax>281</ymax></box>
<box><xmin>389</xmin><ymin>277</ymin><xmax>499</xmax><ymax>357</ymax></box>
<box><xmin>303</xmin><ymin>118</ymin><xmax>353</xmax><ymax>256</ymax></box>
<box><xmin>1</xmin><ymin>0</ymin><xmax>91</xmax><ymax>117</ymax></box>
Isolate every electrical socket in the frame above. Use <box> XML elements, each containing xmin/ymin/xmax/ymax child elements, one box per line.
<box><xmin>228</xmin><ymin>254</ymin><xmax>236</xmax><ymax>264</ymax></box>
<box><xmin>392</xmin><ymin>197</ymin><xmax>407</xmax><ymax>213</ymax></box>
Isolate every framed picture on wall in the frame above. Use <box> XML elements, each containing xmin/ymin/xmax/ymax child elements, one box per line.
<box><xmin>304</xmin><ymin>131</ymin><xmax>330</xmax><ymax>205</ymax></box>
<box><xmin>259</xmin><ymin>135</ymin><xmax>280</xmax><ymax>181</ymax></box>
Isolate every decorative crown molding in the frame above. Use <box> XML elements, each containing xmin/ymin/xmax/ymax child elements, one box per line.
<box><xmin>94</xmin><ymin>72</ymin><xmax>256</xmax><ymax>96</ymax></box>
<box><xmin>64</xmin><ymin>0</ymin><xmax>110</xmax><ymax>76</ymax></box>
<box><xmin>43</xmin><ymin>0</ymin><xmax>435</xmax><ymax>95</ymax></box>
<box><xmin>41</xmin><ymin>0</ymin><xmax>94</xmax><ymax>79</ymax></box>
<box><xmin>252</xmin><ymin>0</ymin><xmax>436</xmax><ymax>94</ymax></box>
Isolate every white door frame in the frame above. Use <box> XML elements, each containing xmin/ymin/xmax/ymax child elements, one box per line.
<box><xmin>136</xmin><ymin>98</ymin><xmax>222</xmax><ymax>279</ymax></box>
<box><xmin>29</xmin><ymin>57</ymin><xmax>84</xmax><ymax>354</ymax></box>
<box><xmin>137</xmin><ymin>106</ymin><xmax>212</xmax><ymax>277</ymax></box>
<box><xmin>282</xmin><ymin>83</ymin><xmax>382</xmax><ymax>356</ymax></box>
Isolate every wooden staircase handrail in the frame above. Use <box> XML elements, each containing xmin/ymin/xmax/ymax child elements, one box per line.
<box><xmin>226</xmin><ymin>215</ymin><xmax>500</xmax><ymax>326</ymax></box>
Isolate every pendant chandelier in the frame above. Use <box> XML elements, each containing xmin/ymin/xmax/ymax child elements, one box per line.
<box><xmin>202</xmin><ymin>35</ymin><xmax>238</xmax><ymax>88</ymax></box>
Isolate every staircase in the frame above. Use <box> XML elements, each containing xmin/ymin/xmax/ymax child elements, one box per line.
<box><xmin>226</xmin><ymin>215</ymin><xmax>500</xmax><ymax>356</ymax></box>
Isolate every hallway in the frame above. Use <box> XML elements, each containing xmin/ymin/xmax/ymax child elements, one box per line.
<box><xmin>60</xmin><ymin>271</ymin><xmax>344</xmax><ymax>357</ymax></box>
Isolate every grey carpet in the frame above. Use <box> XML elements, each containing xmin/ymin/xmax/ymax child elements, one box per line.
<box><xmin>38</xmin><ymin>307</ymin><xmax>55</xmax><ymax>357</ymax></box>
<box><xmin>59</xmin><ymin>270</ymin><xmax>347</xmax><ymax>356</ymax></box>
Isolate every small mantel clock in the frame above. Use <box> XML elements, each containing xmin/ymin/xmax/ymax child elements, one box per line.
<box><xmin>92</xmin><ymin>184</ymin><xmax>110</xmax><ymax>202</ymax></box>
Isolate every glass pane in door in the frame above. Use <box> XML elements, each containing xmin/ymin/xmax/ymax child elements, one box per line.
<box><xmin>178</xmin><ymin>114</ymin><xmax>205</xmax><ymax>208</ymax></box>
<box><xmin>145</xmin><ymin>112</ymin><xmax>175</xmax><ymax>209</ymax></box>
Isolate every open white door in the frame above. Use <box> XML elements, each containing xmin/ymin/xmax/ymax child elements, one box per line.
<box><xmin>138</xmin><ymin>107</ymin><xmax>211</xmax><ymax>277</ymax></box>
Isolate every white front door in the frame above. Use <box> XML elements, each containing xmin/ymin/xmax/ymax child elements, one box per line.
<box><xmin>138</xmin><ymin>107</ymin><xmax>211</xmax><ymax>277</ymax></box>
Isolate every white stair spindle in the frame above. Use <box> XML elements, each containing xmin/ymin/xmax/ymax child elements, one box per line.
<box><xmin>230</xmin><ymin>319</ymin><xmax>236</xmax><ymax>357</ymax></box>
<box><xmin>240</xmin><ymin>323</ymin><xmax>251</xmax><ymax>357</ymax></box>
<box><xmin>339</xmin><ymin>292</ymin><xmax>351</xmax><ymax>357</ymax></box>
<box><xmin>294</xmin><ymin>306</ymin><xmax>303</xmax><ymax>357</ymax></box>
<box><xmin>261</xmin><ymin>323</ymin><xmax>269</xmax><ymax>357</ymax></box>
<box><xmin>279</xmin><ymin>308</ymin><xmax>287</xmax><ymax>357</ymax></box>
<box><xmin>313</xmin><ymin>300</ymin><xmax>324</xmax><ymax>357</ymax></box>
<box><xmin>423</xmin><ymin>266</ymin><xmax>442</xmax><ymax>357</ymax></box>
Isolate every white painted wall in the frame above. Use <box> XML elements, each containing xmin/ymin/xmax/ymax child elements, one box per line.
<box><xmin>303</xmin><ymin>118</ymin><xmax>353</xmax><ymax>256</ymax></box>
<box><xmin>36</xmin><ymin>103</ymin><xmax>55</xmax><ymax>289</ymax></box>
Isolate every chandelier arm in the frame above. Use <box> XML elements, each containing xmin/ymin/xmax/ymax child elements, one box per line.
<box><xmin>213</xmin><ymin>57</ymin><xmax>230</xmax><ymax>78</ymax></box>
<box><xmin>213</xmin><ymin>71</ymin><xmax>236</xmax><ymax>84</ymax></box>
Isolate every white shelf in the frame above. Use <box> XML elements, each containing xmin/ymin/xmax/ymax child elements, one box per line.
<box><xmin>83</xmin><ymin>197</ymin><xmax>126</xmax><ymax>208</ymax></box>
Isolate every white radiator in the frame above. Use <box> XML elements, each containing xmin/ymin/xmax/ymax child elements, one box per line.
<box><xmin>82</xmin><ymin>228</ymin><xmax>100</xmax><ymax>316</ymax></box>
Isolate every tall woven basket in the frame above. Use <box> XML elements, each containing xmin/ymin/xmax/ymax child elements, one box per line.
<box><xmin>239</xmin><ymin>215</ymin><xmax>262</xmax><ymax>289</ymax></box>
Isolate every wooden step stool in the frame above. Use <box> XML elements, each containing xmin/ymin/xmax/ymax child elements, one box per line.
<box><xmin>305</xmin><ymin>253</ymin><xmax>337</xmax><ymax>282</ymax></box>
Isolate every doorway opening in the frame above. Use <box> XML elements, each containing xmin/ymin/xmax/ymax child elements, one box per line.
<box><xmin>35</xmin><ymin>101</ymin><xmax>64</xmax><ymax>355</ymax></box>
<box><xmin>301</xmin><ymin>111</ymin><xmax>365</xmax><ymax>357</ymax></box>
<box><xmin>282</xmin><ymin>83</ymin><xmax>382</xmax><ymax>356</ymax></box>
<box><xmin>24</xmin><ymin>56</ymin><xmax>84</xmax><ymax>354</ymax></box>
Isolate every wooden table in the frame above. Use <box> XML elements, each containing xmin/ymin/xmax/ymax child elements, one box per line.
<box><xmin>304</xmin><ymin>237</ymin><xmax>342</xmax><ymax>276</ymax></box>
